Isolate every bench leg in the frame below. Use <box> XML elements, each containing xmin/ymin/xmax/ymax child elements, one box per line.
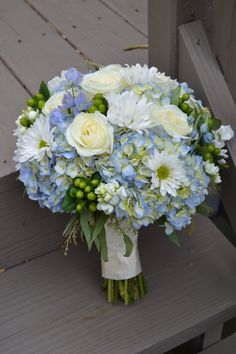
<box><xmin>203</xmin><ymin>324</ymin><xmax>223</xmax><ymax>349</ymax></box>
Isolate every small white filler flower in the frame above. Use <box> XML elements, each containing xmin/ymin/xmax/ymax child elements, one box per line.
<box><xmin>14</xmin><ymin>116</ymin><xmax>55</xmax><ymax>164</ymax></box>
<box><xmin>145</xmin><ymin>150</ymin><xmax>188</xmax><ymax>196</ymax></box>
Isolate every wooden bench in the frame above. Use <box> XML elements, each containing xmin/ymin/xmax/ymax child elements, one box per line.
<box><xmin>201</xmin><ymin>334</ymin><xmax>236</xmax><ymax>354</ymax></box>
<box><xmin>1</xmin><ymin>1</ymin><xmax>236</xmax><ymax>353</ymax></box>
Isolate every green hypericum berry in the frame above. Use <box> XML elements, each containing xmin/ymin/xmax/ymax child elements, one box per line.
<box><xmin>84</xmin><ymin>185</ymin><xmax>92</xmax><ymax>193</ymax></box>
<box><xmin>79</xmin><ymin>181</ymin><xmax>87</xmax><ymax>190</ymax></box>
<box><xmin>180</xmin><ymin>102</ymin><xmax>189</xmax><ymax>113</ymax></box>
<box><xmin>187</xmin><ymin>107</ymin><xmax>193</xmax><ymax>115</ymax></box>
<box><xmin>76</xmin><ymin>190</ymin><xmax>84</xmax><ymax>199</ymax></box>
<box><xmin>27</xmin><ymin>97</ymin><xmax>36</xmax><ymax>107</ymax></box>
<box><xmin>74</xmin><ymin>178</ymin><xmax>82</xmax><ymax>187</ymax></box>
<box><xmin>207</xmin><ymin>144</ymin><xmax>215</xmax><ymax>153</ymax></box>
<box><xmin>87</xmin><ymin>192</ymin><xmax>96</xmax><ymax>201</ymax></box>
<box><xmin>182</xmin><ymin>93</ymin><xmax>190</xmax><ymax>101</ymax></box>
<box><xmin>205</xmin><ymin>152</ymin><xmax>213</xmax><ymax>162</ymax></box>
<box><xmin>91</xmin><ymin>179</ymin><xmax>100</xmax><ymax>187</ymax></box>
<box><xmin>69</xmin><ymin>187</ymin><xmax>77</xmax><ymax>198</ymax></box>
<box><xmin>98</xmin><ymin>104</ymin><xmax>107</xmax><ymax>114</ymax></box>
<box><xmin>76</xmin><ymin>203</ymin><xmax>84</xmax><ymax>213</ymax></box>
<box><xmin>37</xmin><ymin>100</ymin><xmax>45</xmax><ymax>110</ymax></box>
<box><xmin>88</xmin><ymin>202</ymin><xmax>97</xmax><ymax>212</ymax></box>
<box><xmin>20</xmin><ymin>116</ymin><xmax>29</xmax><ymax>127</ymax></box>
<box><xmin>94</xmin><ymin>93</ymin><xmax>103</xmax><ymax>100</ymax></box>
<box><xmin>36</xmin><ymin>93</ymin><xmax>44</xmax><ymax>101</ymax></box>
<box><xmin>214</xmin><ymin>147</ymin><xmax>221</xmax><ymax>155</ymax></box>
<box><xmin>88</xmin><ymin>105</ymin><xmax>97</xmax><ymax>113</ymax></box>
<box><xmin>93</xmin><ymin>98</ymin><xmax>103</xmax><ymax>107</ymax></box>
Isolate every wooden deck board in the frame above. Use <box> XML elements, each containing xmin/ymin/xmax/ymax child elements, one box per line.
<box><xmin>0</xmin><ymin>61</ymin><xmax>29</xmax><ymax>177</ymax></box>
<box><xmin>28</xmin><ymin>0</ymin><xmax>148</xmax><ymax>66</ymax></box>
<box><xmin>0</xmin><ymin>0</ymin><xmax>86</xmax><ymax>94</ymax></box>
<box><xmin>0</xmin><ymin>173</ymin><xmax>70</xmax><ymax>269</ymax></box>
<box><xmin>101</xmin><ymin>0</ymin><xmax>148</xmax><ymax>36</ymax></box>
<box><xmin>0</xmin><ymin>215</ymin><xmax>236</xmax><ymax>353</ymax></box>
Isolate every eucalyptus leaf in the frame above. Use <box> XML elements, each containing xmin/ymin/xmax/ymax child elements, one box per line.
<box><xmin>80</xmin><ymin>211</ymin><xmax>92</xmax><ymax>249</ymax></box>
<box><xmin>94</xmin><ymin>237</ymin><xmax>101</xmax><ymax>252</ymax></box>
<box><xmin>91</xmin><ymin>213</ymin><xmax>108</xmax><ymax>245</ymax></box>
<box><xmin>123</xmin><ymin>233</ymin><xmax>133</xmax><ymax>257</ymax></box>
<box><xmin>170</xmin><ymin>86</ymin><xmax>181</xmax><ymax>106</ymax></box>
<box><xmin>39</xmin><ymin>80</ymin><xmax>50</xmax><ymax>100</ymax></box>
<box><xmin>99</xmin><ymin>227</ymin><xmax>108</xmax><ymax>262</ymax></box>
<box><xmin>167</xmin><ymin>232</ymin><xmax>181</xmax><ymax>248</ymax></box>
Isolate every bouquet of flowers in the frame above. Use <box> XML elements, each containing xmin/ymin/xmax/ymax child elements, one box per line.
<box><xmin>14</xmin><ymin>64</ymin><xmax>234</xmax><ymax>305</ymax></box>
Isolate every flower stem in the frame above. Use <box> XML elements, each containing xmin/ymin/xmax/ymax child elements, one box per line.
<box><xmin>102</xmin><ymin>272</ymin><xmax>148</xmax><ymax>305</ymax></box>
<box><xmin>138</xmin><ymin>273</ymin><xmax>145</xmax><ymax>298</ymax></box>
<box><xmin>124</xmin><ymin>279</ymin><xmax>129</xmax><ymax>305</ymax></box>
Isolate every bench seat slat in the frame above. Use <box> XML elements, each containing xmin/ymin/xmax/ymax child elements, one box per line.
<box><xmin>0</xmin><ymin>215</ymin><xmax>236</xmax><ymax>353</ymax></box>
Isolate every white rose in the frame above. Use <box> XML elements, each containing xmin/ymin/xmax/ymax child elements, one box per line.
<box><xmin>42</xmin><ymin>92</ymin><xmax>65</xmax><ymax>115</ymax></box>
<box><xmin>80</xmin><ymin>65</ymin><xmax>123</xmax><ymax>95</ymax></box>
<box><xmin>151</xmin><ymin>104</ymin><xmax>192</xmax><ymax>138</ymax></box>
<box><xmin>217</xmin><ymin>125</ymin><xmax>234</xmax><ymax>141</ymax></box>
<box><xmin>66</xmin><ymin>111</ymin><xmax>113</xmax><ymax>157</ymax></box>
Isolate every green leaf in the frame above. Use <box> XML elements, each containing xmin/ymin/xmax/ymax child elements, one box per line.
<box><xmin>99</xmin><ymin>227</ymin><xmax>108</xmax><ymax>262</ymax></box>
<box><xmin>123</xmin><ymin>233</ymin><xmax>133</xmax><ymax>257</ymax></box>
<box><xmin>91</xmin><ymin>213</ymin><xmax>108</xmax><ymax>245</ymax></box>
<box><xmin>171</xmin><ymin>86</ymin><xmax>181</xmax><ymax>106</ymax></box>
<box><xmin>211</xmin><ymin>118</ymin><xmax>221</xmax><ymax>130</ymax></box>
<box><xmin>168</xmin><ymin>232</ymin><xmax>181</xmax><ymax>247</ymax></box>
<box><xmin>197</xmin><ymin>203</ymin><xmax>214</xmax><ymax>216</ymax></box>
<box><xmin>62</xmin><ymin>194</ymin><xmax>76</xmax><ymax>212</ymax></box>
<box><xmin>39</xmin><ymin>80</ymin><xmax>50</xmax><ymax>100</ymax></box>
<box><xmin>80</xmin><ymin>211</ymin><xmax>92</xmax><ymax>248</ymax></box>
<box><xmin>94</xmin><ymin>237</ymin><xmax>101</xmax><ymax>252</ymax></box>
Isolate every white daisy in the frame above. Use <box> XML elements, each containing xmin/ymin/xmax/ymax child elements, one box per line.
<box><xmin>122</xmin><ymin>63</ymin><xmax>159</xmax><ymax>86</ymax></box>
<box><xmin>145</xmin><ymin>150</ymin><xmax>188</xmax><ymax>196</ymax></box>
<box><xmin>106</xmin><ymin>91</ymin><xmax>153</xmax><ymax>131</ymax></box>
<box><xmin>14</xmin><ymin>116</ymin><xmax>55</xmax><ymax>164</ymax></box>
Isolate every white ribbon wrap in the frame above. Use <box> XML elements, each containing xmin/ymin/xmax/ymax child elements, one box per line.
<box><xmin>101</xmin><ymin>223</ymin><xmax>142</xmax><ymax>280</ymax></box>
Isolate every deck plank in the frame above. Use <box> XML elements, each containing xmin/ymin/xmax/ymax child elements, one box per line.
<box><xmin>28</xmin><ymin>0</ymin><xmax>148</xmax><ymax>65</ymax></box>
<box><xmin>0</xmin><ymin>0</ymin><xmax>86</xmax><ymax>94</ymax></box>
<box><xmin>0</xmin><ymin>173</ymin><xmax>70</xmax><ymax>269</ymax></box>
<box><xmin>100</xmin><ymin>0</ymin><xmax>148</xmax><ymax>37</ymax></box>
<box><xmin>0</xmin><ymin>61</ymin><xmax>29</xmax><ymax>177</ymax></box>
<box><xmin>0</xmin><ymin>215</ymin><xmax>236</xmax><ymax>353</ymax></box>
<box><xmin>100</xmin><ymin>0</ymin><xmax>148</xmax><ymax>36</ymax></box>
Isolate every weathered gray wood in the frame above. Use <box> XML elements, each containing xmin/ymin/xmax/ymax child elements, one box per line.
<box><xmin>148</xmin><ymin>0</ymin><xmax>180</xmax><ymax>76</ymax></box>
<box><xmin>0</xmin><ymin>0</ymin><xmax>86</xmax><ymax>94</ymax></box>
<box><xmin>148</xmin><ymin>0</ymin><xmax>236</xmax><ymax>103</ymax></box>
<box><xmin>176</xmin><ymin>0</ymin><xmax>236</xmax><ymax>103</ymax></box>
<box><xmin>178</xmin><ymin>21</ymin><xmax>236</xmax><ymax>161</ymax></box>
<box><xmin>0</xmin><ymin>173</ymin><xmax>70</xmax><ymax>269</ymax></box>
<box><xmin>101</xmin><ymin>0</ymin><xmax>148</xmax><ymax>36</ymax></box>
<box><xmin>178</xmin><ymin>20</ymin><xmax>236</xmax><ymax>233</ymax></box>
<box><xmin>0</xmin><ymin>215</ymin><xmax>236</xmax><ymax>353</ymax></box>
<box><xmin>226</xmin><ymin>1</ymin><xmax>236</xmax><ymax>103</ymax></box>
<box><xmin>0</xmin><ymin>60</ymin><xmax>29</xmax><ymax>177</ymax></box>
<box><xmin>201</xmin><ymin>333</ymin><xmax>236</xmax><ymax>354</ymax></box>
<box><xmin>27</xmin><ymin>0</ymin><xmax>147</xmax><ymax>66</ymax></box>
<box><xmin>202</xmin><ymin>324</ymin><xmax>223</xmax><ymax>349</ymax></box>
